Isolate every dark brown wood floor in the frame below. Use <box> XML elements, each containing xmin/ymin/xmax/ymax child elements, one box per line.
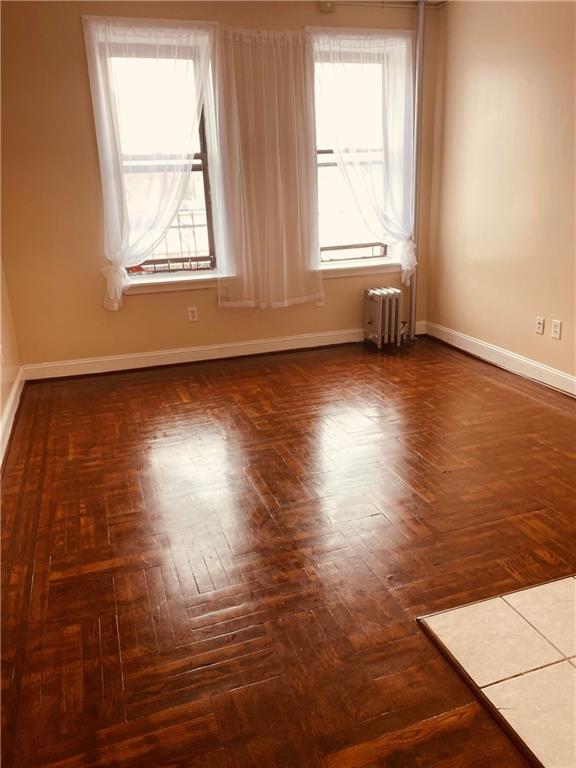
<box><xmin>2</xmin><ymin>338</ymin><xmax>575</xmax><ymax>768</ymax></box>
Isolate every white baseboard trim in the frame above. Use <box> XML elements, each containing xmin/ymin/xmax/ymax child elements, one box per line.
<box><xmin>18</xmin><ymin>322</ymin><xmax>573</xmax><ymax>396</ymax></box>
<box><xmin>423</xmin><ymin>322</ymin><xmax>576</xmax><ymax>396</ymax></box>
<box><xmin>1</xmin><ymin>368</ymin><xmax>24</xmax><ymax>464</ymax></box>
<box><xmin>22</xmin><ymin>328</ymin><xmax>365</xmax><ymax>380</ymax></box>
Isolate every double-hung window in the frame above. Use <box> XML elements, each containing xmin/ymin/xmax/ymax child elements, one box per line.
<box><xmin>312</xmin><ymin>31</ymin><xmax>414</xmax><ymax>272</ymax></box>
<box><xmin>84</xmin><ymin>19</ymin><xmax>217</xmax><ymax>308</ymax></box>
<box><xmin>314</xmin><ymin>50</ymin><xmax>387</xmax><ymax>264</ymax></box>
<box><xmin>106</xmin><ymin>51</ymin><xmax>216</xmax><ymax>276</ymax></box>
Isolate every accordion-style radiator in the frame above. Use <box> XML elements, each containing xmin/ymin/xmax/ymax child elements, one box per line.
<box><xmin>364</xmin><ymin>287</ymin><xmax>403</xmax><ymax>348</ymax></box>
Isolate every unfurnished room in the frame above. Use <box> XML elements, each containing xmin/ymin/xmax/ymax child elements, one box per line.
<box><xmin>1</xmin><ymin>1</ymin><xmax>575</xmax><ymax>766</ymax></box>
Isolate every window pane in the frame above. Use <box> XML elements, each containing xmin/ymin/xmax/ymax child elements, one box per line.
<box><xmin>315</xmin><ymin>62</ymin><xmax>383</xmax><ymax>152</ymax></box>
<box><xmin>110</xmin><ymin>57</ymin><xmax>200</xmax><ymax>157</ymax></box>
<box><xmin>126</xmin><ymin>169</ymin><xmax>214</xmax><ymax>273</ymax></box>
<box><xmin>152</xmin><ymin>171</ymin><xmax>210</xmax><ymax>259</ymax></box>
<box><xmin>315</xmin><ymin>60</ymin><xmax>386</xmax><ymax>258</ymax></box>
<box><xmin>110</xmin><ymin>56</ymin><xmax>214</xmax><ymax>271</ymax></box>
<box><xmin>318</xmin><ymin>163</ymin><xmax>378</xmax><ymax>250</ymax></box>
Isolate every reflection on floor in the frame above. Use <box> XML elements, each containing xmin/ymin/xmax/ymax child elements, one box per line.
<box><xmin>421</xmin><ymin>577</ymin><xmax>576</xmax><ymax>768</ymax></box>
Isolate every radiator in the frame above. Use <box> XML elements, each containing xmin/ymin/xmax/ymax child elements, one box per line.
<box><xmin>363</xmin><ymin>287</ymin><xmax>403</xmax><ymax>348</ymax></box>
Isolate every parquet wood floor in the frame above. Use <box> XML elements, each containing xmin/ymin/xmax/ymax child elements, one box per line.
<box><xmin>2</xmin><ymin>338</ymin><xmax>575</xmax><ymax>767</ymax></box>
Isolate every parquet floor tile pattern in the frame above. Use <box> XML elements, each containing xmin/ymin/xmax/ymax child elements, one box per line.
<box><xmin>2</xmin><ymin>339</ymin><xmax>575</xmax><ymax>767</ymax></box>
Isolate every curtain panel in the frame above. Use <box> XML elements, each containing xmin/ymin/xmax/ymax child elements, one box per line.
<box><xmin>309</xmin><ymin>29</ymin><xmax>416</xmax><ymax>286</ymax></box>
<box><xmin>214</xmin><ymin>27</ymin><xmax>324</xmax><ymax>308</ymax></box>
<box><xmin>83</xmin><ymin>17</ymin><xmax>215</xmax><ymax>310</ymax></box>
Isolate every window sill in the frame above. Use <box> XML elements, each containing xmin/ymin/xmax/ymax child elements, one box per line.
<box><xmin>316</xmin><ymin>259</ymin><xmax>401</xmax><ymax>278</ymax></box>
<box><xmin>124</xmin><ymin>272</ymin><xmax>218</xmax><ymax>295</ymax></box>
<box><xmin>123</xmin><ymin>259</ymin><xmax>402</xmax><ymax>296</ymax></box>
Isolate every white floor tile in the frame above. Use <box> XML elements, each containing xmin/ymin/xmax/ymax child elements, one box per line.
<box><xmin>424</xmin><ymin>597</ymin><xmax>563</xmax><ymax>687</ymax></box>
<box><xmin>483</xmin><ymin>661</ymin><xmax>576</xmax><ymax>768</ymax></box>
<box><xmin>504</xmin><ymin>578</ymin><xmax>576</xmax><ymax>657</ymax></box>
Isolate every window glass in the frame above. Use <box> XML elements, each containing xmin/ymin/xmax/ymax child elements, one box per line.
<box><xmin>315</xmin><ymin>60</ymin><xmax>387</xmax><ymax>262</ymax></box>
<box><xmin>110</xmin><ymin>56</ymin><xmax>215</xmax><ymax>274</ymax></box>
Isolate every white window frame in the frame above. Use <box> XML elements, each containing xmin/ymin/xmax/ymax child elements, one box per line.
<box><xmin>312</xmin><ymin>33</ymin><xmax>405</xmax><ymax>276</ymax></box>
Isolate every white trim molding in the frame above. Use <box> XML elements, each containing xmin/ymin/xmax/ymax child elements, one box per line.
<box><xmin>21</xmin><ymin>320</ymin><xmax>572</xmax><ymax>399</ymax></box>
<box><xmin>22</xmin><ymin>328</ymin><xmax>365</xmax><ymax>380</ymax></box>
<box><xmin>124</xmin><ymin>273</ymin><xmax>218</xmax><ymax>295</ymax></box>
<box><xmin>415</xmin><ymin>320</ymin><xmax>427</xmax><ymax>336</ymax></box>
<box><xmin>1</xmin><ymin>368</ymin><xmax>24</xmax><ymax>464</ymax></box>
<box><xmin>317</xmin><ymin>260</ymin><xmax>401</xmax><ymax>279</ymax></box>
<box><xmin>124</xmin><ymin>262</ymin><xmax>404</xmax><ymax>295</ymax></box>
<box><xmin>424</xmin><ymin>322</ymin><xmax>576</xmax><ymax>396</ymax></box>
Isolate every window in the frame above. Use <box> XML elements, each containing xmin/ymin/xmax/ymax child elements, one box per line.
<box><xmin>103</xmin><ymin>51</ymin><xmax>216</xmax><ymax>277</ymax></box>
<box><xmin>87</xmin><ymin>19</ymin><xmax>413</xmax><ymax>312</ymax></box>
<box><xmin>125</xmin><ymin>113</ymin><xmax>216</xmax><ymax>277</ymax></box>
<box><xmin>312</xmin><ymin>34</ymin><xmax>414</xmax><ymax>268</ymax></box>
<box><xmin>315</xmin><ymin>56</ymin><xmax>388</xmax><ymax>264</ymax></box>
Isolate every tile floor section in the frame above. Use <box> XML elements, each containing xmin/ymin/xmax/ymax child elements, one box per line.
<box><xmin>420</xmin><ymin>576</ymin><xmax>576</xmax><ymax>768</ymax></box>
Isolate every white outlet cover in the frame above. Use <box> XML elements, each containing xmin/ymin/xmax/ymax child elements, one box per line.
<box><xmin>535</xmin><ymin>316</ymin><xmax>545</xmax><ymax>335</ymax></box>
<box><xmin>551</xmin><ymin>320</ymin><xmax>562</xmax><ymax>339</ymax></box>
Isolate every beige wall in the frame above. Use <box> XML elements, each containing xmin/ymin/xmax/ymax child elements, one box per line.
<box><xmin>428</xmin><ymin>1</ymin><xmax>575</xmax><ymax>375</ymax></box>
<box><xmin>7</xmin><ymin>2</ymin><xmax>569</xmax><ymax>377</ymax></box>
<box><xmin>1</xmin><ymin>265</ymin><xmax>21</xmax><ymax>416</ymax></box>
<box><xmin>1</xmin><ymin>1</ymin><xmax>439</xmax><ymax>365</ymax></box>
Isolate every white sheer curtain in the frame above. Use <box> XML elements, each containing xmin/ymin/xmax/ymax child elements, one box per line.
<box><xmin>309</xmin><ymin>29</ymin><xmax>416</xmax><ymax>285</ymax></box>
<box><xmin>83</xmin><ymin>17</ymin><xmax>215</xmax><ymax>310</ymax></box>
<box><xmin>214</xmin><ymin>27</ymin><xmax>324</xmax><ymax>308</ymax></box>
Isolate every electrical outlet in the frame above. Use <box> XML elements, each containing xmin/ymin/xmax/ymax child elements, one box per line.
<box><xmin>187</xmin><ymin>306</ymin><xmax>198</xmax><ymax>322</ymax></box>
<box><xmin>535</xmin><ymin>316</ymin><xmax>545</xmax><ymax>335</ymax></box>
<box><xmin>551</xmin><ymin>319</ymin><xmax>562</xmax><ymax>340</ymax></box>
